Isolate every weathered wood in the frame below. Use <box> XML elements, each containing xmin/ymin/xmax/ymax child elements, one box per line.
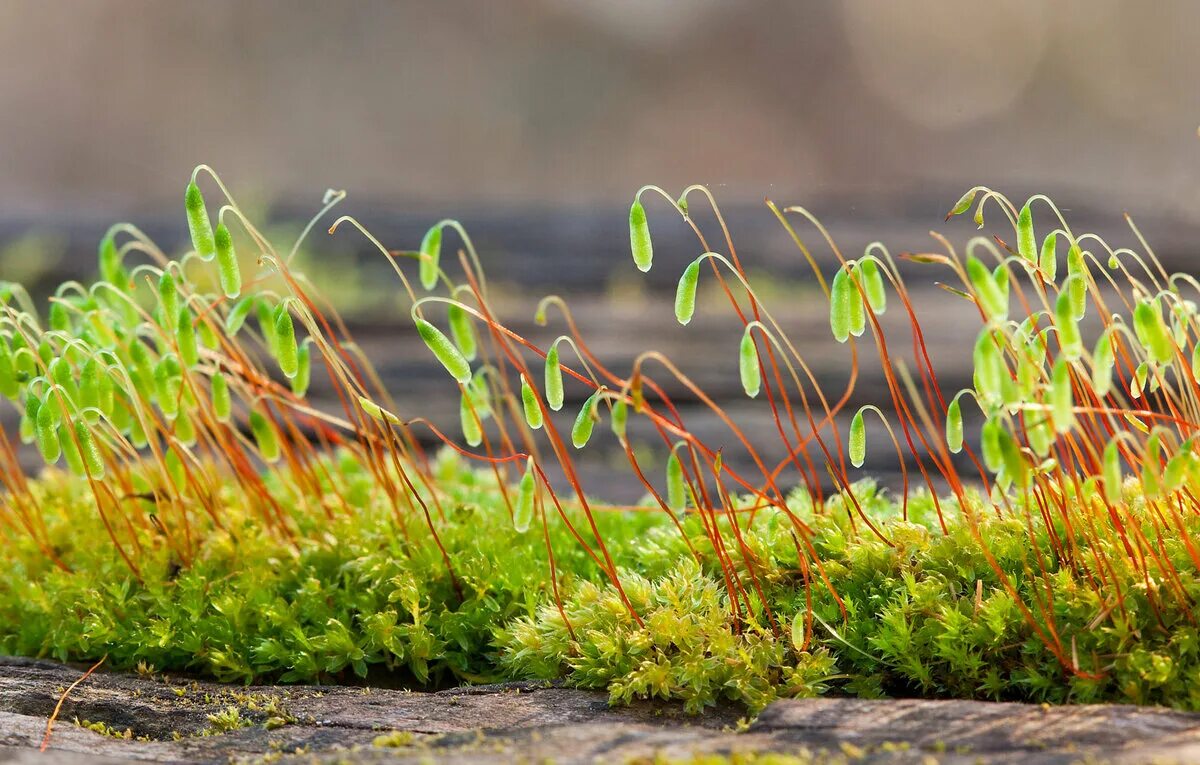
<box><xmin>2</xmin><ymin>657</ymin><xmax>1200</xmax><ymax>764</ymax></box>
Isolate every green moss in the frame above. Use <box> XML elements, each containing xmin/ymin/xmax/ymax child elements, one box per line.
<box><xmin>4</xmin><ymin>456</ymin><xmax>1200</xmax><ymax>714</ymax></box>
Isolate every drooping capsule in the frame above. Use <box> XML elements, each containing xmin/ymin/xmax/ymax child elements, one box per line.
<box><xmin>1133</xmin><ymin>300</ymin><xmax>1174</xmax><ymax>365</ymax></box>
<box><xmin>1038</xmin><ymin>232</ymin><xmax>1058</xmax><ymax>282</ymax></box>
<box><xmin>860</xmin><ymin>259</ymin><xmax>887</xmax><ymax>314</ymax></box>
<box><xmin>545</xmin><ymin>345</ymin><xmax>564</xmax><ymax>411</ymax></box>
<box><xmin>291</xmin><ymin>342</ymin><xmax>311</xmax><ymax>396</ymax></box>
<box><xmin>739</xmin><ymin>327</ymin><xmax>761</xmax><ymax>398</ymax></box>
<box><xmin>460</xmin><ymin>392</ymin><xmax>483</xmax><ymax>447</ymax></box>
<box><xmin>214</xmin><ymin>222</ymin><xmax>241</xmax><ymax>298</ymax></box>
<box><xmin>675</xmin><ymin>259</ymin><xmax>701</xmax><ymax>325</ymax></box>
<box><xmin>211</xmin><ymin>371</ymin><xmax>232</xmax><ymax>422</ymax></box>
<box><xmin>250</xmin><ymin>409</ymin><xmax>281</xmax><ymax>462</ymax></box>
<box><xmin>1092</xmin><ymin>330</ymin><xmax>1115</xmax><ymax>398</ymax></box>
<box><xmin>1055</xmin><ymin>287</ymin><xmax>1082</xmax><ymax>359</ymax></box>
<box><xmin>571</xmin><ymin>389</ymin><xmax>601</xmax><ymax>449</ymax></box>
<box><xmin>849</xmin><ymin>409</ymin><xmax>866</xmax><ymax>468</ymax></box>
<box><xmin>35</xmin><ymin>398</ymin><xmax>60</xmax><ymax>464</ymax></box>
<box><xmin>76</xmin><ymin>420</ymin><xmax>106</xmax><ymax>478</ymax></box>
<box><xmin>610</xmin><ymin>399</ymin><xmax>628</xmax><ymax>442</ymax></box>
<box><xmin>226</xmin><ymin>296</ymin><xmax>256</xmax><ymax>336</ymax></box>
<box><xmin>1016</xmin><ymin>203</ymin><xmax>1035</xmax><ymax>262</ymax></box>
<box><xmin>158</xmin><ymin>271</ymin><xmax>180</xmax><ymax>325</ymax></box>
<box><xmin>513</xmin><ymin>459</ymin><xmax>536</xmax><ymax>533</ymax></box>
<box><xmin>666</xmin><ymin>449</ymin><xmax>686</xmax><ymax>511</ymax></box>
<box><xmin>965</xmin><ymin>256</ymin><xmax>1007</xmax><ymax>322</ymax></box>
<box><xmin>185</xmin><ymin>181</ymin><xmax>216</xmax><ymax>261</ymax></box>
<box><xmin>947</xmin><ymin>188</ymin><xmax>976</xmax><ymax>219</ymax></box>
<box><xmin>629</xmin><ymin>200</ymin><xmax>653</xmax><ymax>272</ymax></box>
<box><xmin>99</xmin><ymin>234</ymin><xmax>124</xmax><ymax>287</ymax></box>
<box><xmin>1050</xmin><ymin>358</ymin><xmax>1074</xmax><ymax>434</ymax></box>
<box><xmin>176</xmin><ymin>307</ymin><xmax>199</xmax><ymax>368</ymax></box>
<box><xmin>416</xmin><ymin>317</ymin><xmax>471</xmax><ymax>384</ymax></box>
<box><xmin>946</xmin><ymin>397</ymin><xmax>964</xmax><ymax>453</ymax></box>
<box><xmin>520</xmin><ymin>374</ymin><xmax>543</xmax><ymax>430</ymax></box>
<box><xmin>829</xmin><ymin>268</ymin><xmax>853</xmax><ymax>342</ymax></box>
<box><xmin>274</xmin><ymin>302</ymin><xmax>299</xmax><ymax>378</ymax></box>
<box><xmin>419</xmin><ymin>224</ymin><xmax>442</xmax><ymax>290</ymax></box>
<box><xmin>447</xmin><ymin>304</ymin><xmax>477</xmax><ymax>361</ymax></box>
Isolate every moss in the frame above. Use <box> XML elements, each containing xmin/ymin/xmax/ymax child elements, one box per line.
<box><xmin>5</xmin><ymin>459</ymin><xmax>1200</xmax><ymax>714</ymax></box>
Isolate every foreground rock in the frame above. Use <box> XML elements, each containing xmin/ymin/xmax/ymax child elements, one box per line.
<box><xmin>2</xmin><ymin>657</ymin><xmax>1200</xmax><ymax>764</ymax></box>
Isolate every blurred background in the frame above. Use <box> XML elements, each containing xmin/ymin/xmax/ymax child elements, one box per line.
<box><xmin>0</xmin><ymin>0</ymin><xmax>1198</xmax><ymax>494</ymax></box>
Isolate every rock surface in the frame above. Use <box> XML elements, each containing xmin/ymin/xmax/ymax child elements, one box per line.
<box><xmin>2</xmin><ymin>656</ymin><xmax>1200</xmax><ymax>764</ymax></box>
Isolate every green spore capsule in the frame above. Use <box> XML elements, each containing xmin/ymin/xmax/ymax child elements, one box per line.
<box><xmin>1067</xmin><ymin>269</ymin><xmax>1087</xmax><ymax>320</ymax></box>
<box><xmin>211</xmin><ymin>372</ymin><xmax>232</xmax><ymax>422</ymax></box>
<box><xmin>1039</xmin><ymin>232</ymin><xmax>1058</xmax><ymax>282</ymax></box>
<box><xmin>675</xmin><ymin>259</ymin><xmax>701</xmax><ymax>325</ymax></box>
<box><xmin>545</xmin><ymin>345</ymin><xmax>564</xmax><ymax>411</ymax></box>
<box><xmin>1016</xmin><ymin>202</ymin><xmax>1035</xmax><ymax>262</ymax></box>
<box><xmin>1050</xmin><ymin>358</ymin><xmax>1074</xmax><ymax>434</ymax></box>
<box><xmin>174</xmin><ymin>409</ymin><xmax>196</xmax><ymax>446</ymax></box>
<box><xmin>0</xmin><ymin>339</ymin><xmax>17</xmax><ymax>400</ymax></box>
<box><xmin>75</xmin><ymin>420</ymin><xmax>105</xmax><ymax>478</ymax></box>
<box><xmin>1103</xmin><ymin>439</ymin><xmax>1123</xmax><ymax>505</ymax></box>
<box><xmin>829</xmin><ymin>268</ymin><xmax>853</xmax><ymax>342</ymax></box>
<box><xmin>666</xmin><ymin>450</ymin><xmax>686</xmax><ymax>511</ymax></box>
<box><xmin>35</xmin><ymin>399</ymin><xmax>60</xmax><ymax>464</ymax></box>
<box><xmin>998</xmin><ymin>427</ymin><xmax>1029</xmax><ymax>487</ymax></box>
<box><xmin>980</xmin><ymin>418</ymin><xmax>1003</xmax><ymax>473</ymax></box>
<box><xmin>860</xmin><ymin>259</ymin><xmax>886</xmax><ymax>314</ymax></box>
<box><xmin>1133</xmin><ymin>300</ymin><xmax>1173</xmax><ymax>364</ymax></box>
<box><xmin>37</xmin><ymin>340</ymin><xmax>52</xmax><ymax>365</ymax></box>
<box><xmin>739</xmin><ymin>327</ymin><xmax>761</xmax><ymax>398</ymax></box>
<box><xmin>946</xmin><ymin>397</ymin><xmax>963</xmax><ymax>453</ymax></box>
<box><xmin>419</xmin><ymin>225</ymin><xmax>442</xmax><ymax>291</ymax></box>
<box><xmin>610</xmin><ymin>399</ymin><xmax>628</xmax><ymax>441</ymax></box>
<box><xmin>158</xmin><ymin>271</ymin><xmax>180</xmax><ymax>327</ymax></box>
<box><xmin>176</xmin><ymin>307</ymin><xmax>199</xmax><ymax>368</ymax></box>
<box><xmin>274</xmin><ymin>303</ymin><xmax>299</xmax><ymax>378</ymax></box>
<box><xmin>1192</xmin><ymin>343</ymin><xmax>1200</xmax><ymax>384</ymax></box>
<box><xmin>49</xmin><ymin>301</ymin><xmax>70</xmax><ymax>333</ymax></box>
<box><xmin>416</xmin><ymin>317</ymin><xmax>471</xmax><ymax>384</ymax></box>
<box><xmin>99</xmin><ymin>234</ymin><xmax>124</xmax><ymax>287</ymax></box>
<box><xmin>1092</xmin><ymin>330</ymin><xmax>1115</xmax><ymax>398</ymax></box>
<box><xmin>460</xmin><ymin>392</ymin><xmax>483</xmax><ymax>447</ymax></box>
<box><xmin>513</xmin><ymin>458</ymin><xmax>536</xmax><ymax>533</ymax></box>
<box><xmin>1026</xmin><ymin>412</ymin><xmax>1052</xmax><ymax>457</ymax></box>
<box><xmin>48</xmin><ymin>358</ymin><xmax>77</xmax><ymax>405</ymax></box>
<box><xmin>847</xmin><ymin>265</ymin><xmax>866</xmax><ymax>337</ymax></box>
<box><xmin>292</xmin><ymin>342</ymin><xmax>311</xmax><ymax>396</ymax></box>
<box><xmin>629</xmin><ymin>200</ymin><xmax>653</xmax><ymax>272</ymax></box>
<box><xmin>520</xmin><ymin>374</ymin><xmax>543</xmax><ymax>430</ymax></box>
<box><xmin>256</xmin><ymin>300</ymin><xmax>279</xmax><ymax>355</ymax></box>
<box><xmin>965</xmin><ymin>256</ymin><xmax>1007</xmax><ymax>322</ymax></box>
<box><xmin>250</xmin><ymin>410</ymin><xmax>281</xmax><ymax>462</ymax></box>
<box><xmin>197</xmin><ymin>313</ymin><xmax>219</xmax><ymax>350</ymax></box>
<box><xmin>1164</xmin><ymin>448</ymin><xmax>1190</xmax><ymax>493</ymax></box>
<box><xmin>60</xmin><ymin>424</ymin><xmax>85</xmax><ymax>475</ymax></box>
<box><xmin>226</xmin><ymin>296</ymin><xmax>256</xmax><ymax>335</ymax></box>
<box><xmin>20</xmin><ymin>394</ymin><xmax>39</xmax><ymax>444</ymax></box>
<box><xmin>185</xmin><ymin>181</ymin><xmax>216</xmax><ymax>261</ymax></box>
<box><xmin>571</xmin><ymin>389</ymin><xmax>601</xmax><ymax>449</ymax></box>
<box><xmin>154</xmin><ymin>355</ymin><xmax>181</xmax><ymax>420</ymax></box>
<box><xmin>214</xmin><ymin>223</ymin><xmax>241</xmax><ymax>298</ymax></box>
<box><xmin>947</xmin><ymin>188</ymin><xmax>976</xmax><ymax>218</ymax></box>
<box><xmin>972</xmin><ymin>331</ymin><xmax>1004</xmax><ymax>403</ymax></box>
<box><xmin>447</xmin><ymin>304</ymin><xmax>477</xmax><ymax>362</ymax></box>
<box><xmin>849</xmin><ymin>409</ymin><xmax>866</xmax><ymax>468</ymax></box>
<box><xmin>80</xmin><ymin>357</ymin><xmax>101</xmax><ymax>422</ymax></box>
<box><xmin>1055</xmin><ymin>287</ymin><xmax>1082</xmax><ymax>359</ymax></box>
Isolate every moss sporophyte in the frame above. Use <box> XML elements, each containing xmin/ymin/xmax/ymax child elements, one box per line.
<box><xmin>3</xmin><ymin>169</ymin><xmax>1200</xmax><ymax>713</ymax></box>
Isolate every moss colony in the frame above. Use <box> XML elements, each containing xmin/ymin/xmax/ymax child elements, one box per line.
<box><xmin>1</xmin><ymin>171</ymin><xmax>1199</xmax><ymax>714</ymax></box>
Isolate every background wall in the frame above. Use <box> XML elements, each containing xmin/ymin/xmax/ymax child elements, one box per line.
<box><xmin>0</xmin><ymin>0</ymin><xmax>1197</xmax><ymax>218</ymax></box>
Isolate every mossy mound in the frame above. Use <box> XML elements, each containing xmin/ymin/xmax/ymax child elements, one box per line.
<box><xmin>3</xmin><ymin>452</ymin><xmax>1198</xmax><ymax>714</ymax></box>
